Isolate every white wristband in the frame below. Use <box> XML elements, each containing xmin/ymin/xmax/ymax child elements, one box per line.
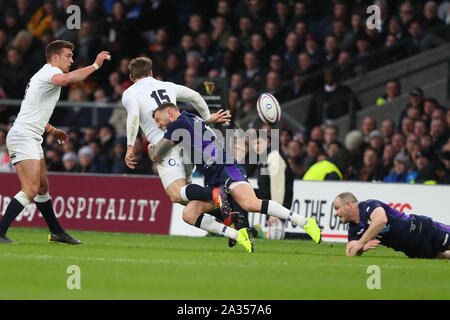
<box><xmin>92</xmin><ymin>63</ymin><xmax>99</xmax><ymax>70</ymax></box>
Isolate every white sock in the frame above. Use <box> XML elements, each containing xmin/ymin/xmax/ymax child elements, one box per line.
<box><xmin>14</xmin><ymin>191</ymin><xmax>30</xmax><ymax>207</ymax></box>
<box><xmin>34</xmin><ymin>192</ymin><xmax>51</xmax><ymax>203</ymax></box>
<box><xmin>179</xmin><ymin>186</ymin><xmax>189</xmax><ymax>202</ymax></box>
<box><xmin>267</xmin><ymin>200</ymin><xmax>307</xmax><ymax>227</ymax></box>
<box><xmin>199</xmin><ymin>214</ymin><xmax>238</xmax><ymax>240</ymax></box>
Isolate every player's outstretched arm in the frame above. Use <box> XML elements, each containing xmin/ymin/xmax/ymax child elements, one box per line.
<box><xmin>51</xmin><ymin>51</ymin><xmax>111</xmax><ymax>86</ymax></box>
<box><xmin>148</xmin><ymin>138</ymin><xmax>174</xmax><ymax>163</ymax></box>
<box><xmin>348</xmin><ymin>208</ymin><xmax>387</xmax><ymax>256</ymax></box>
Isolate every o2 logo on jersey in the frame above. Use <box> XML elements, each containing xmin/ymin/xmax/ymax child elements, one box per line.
<box><xmin>168</xmin><ymin>158</ymin><xmax>176</xmax><ymax>166</ymax></box>
<box><xmin>388</xmin><ymin>203</ymin><xmax>412</xmax><ymax>212</ymax></box>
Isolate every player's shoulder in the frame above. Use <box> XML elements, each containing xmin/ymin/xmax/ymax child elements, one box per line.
<box><xmin>359</xmin><ymin>199</ymin><xmax>385</xmax><ymax>215</ymax></box>
<box><xmin>35</xmin><ymin>64</ymin><xmax>62</xmax><ymax>81</ymax></box>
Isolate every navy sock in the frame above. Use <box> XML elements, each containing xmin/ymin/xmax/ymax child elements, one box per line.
<box><xmin>194</xmin><ymin>215</ymin><xmax>204</xmax><ymax>228</ymax></box>
<box><xmin>261</xmin><ymin>200</ymin><xmax>269</xmax><ymax>215</ymax></box>
<box><xmin>185</xmin><ymin>184</ymin><xmax>213</xmax><ymax>202</ymax></box>
<box><xmin>0</xmin><ymin>198</ymin><xmax>24</xmax><ymax>236</ymax></box>
<box><xmin>35</xmin><ymin>200</ymin><xmax>64</xmax><ymax>234</ymax></box>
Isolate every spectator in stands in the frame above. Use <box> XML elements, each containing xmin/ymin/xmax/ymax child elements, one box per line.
<box><xmin>310</xmin><ymin>126</ymin><xmax>324</xmax><ymax>141</ymax></box>
<box><xmin>361</xmin><ymin>117</ymin><xmax>377</xmax><ymax>143</ymax></box>
<box><xmin>368</xmin><ymin>130</ymin><xmax>385</xmax><ymax>157</ymax></box>
<box><xmin>282</xmin><ymin>32</ymin><xmax>301</xmax><ymax>70</ymax></box>
<box><xmin>237</xmin><ymin>85</ymin><xmax>257</xmax><ymax>118</ymax></box>
<box><xmin>265</xmin><ymin>70</ymin><xmax>290</xmax><ymax>103</ymax></box>
<box><xmin>381</xmin><ymin>119</ymin><xmax>395</xmax><ymax>144</ymax></box>
<box><xmin>241</xmin><ymin>50</ymin><xmax>264</xmax><ymax>87</ymax></box>
<box><xmin>336</xmin><ymin>50</ymin><xmax>355</xmax><ymax>82</ymax></box>
<box><xmin>62</xmin><ymin>152</ymin><xmax>80</xmax><ymax>173</ymax></box>
<box><xmin>405</xmin><ymin>133</ymin><xmax>421</xmax><ymax>159</ymax></box>
<box><xmin>359</xmin><ymin>147</ymin><xmax>384</xmax><ymax>182</ymax></box>
<box><xmin>381</xmin><ymin>144</ymin><xmax>396</xmax><ymax>177</ymax></box>
<box><xmin>323</xmin><ymin>35</ymin><xmax>339</xmax><ymax>66</ymax></box>
<box><xmin>423</xmin><ymin>97</ymin><xmax>442</xmax><ymax>123</ymax></box>
<box><xmin>388</xmin><ymin>16</ymin><xmax>407</xmax><ymax>41</ymax></box>
<box><xmin>237</xmin><ymin>16</ymin><xmax>254</xmax><ymax>49</ymax></box>
<box><xmin>303</xmin><ymin>139</ymin><xmax>324</xmax><ymax>169</ymax></box>
<box><xmin>399</xmin><ymin>1</ymin><xmax>416</xmax><ymax>27</ymax></box>
<box><xmin>162</xmin><ymin>53</ymin><xmax>184</xmax><ymax>84</ymax></box>
<box><xmin>392</xmin><ymin>132</ymin><xmax>406</xmax><ymax>154</ymax></box>
<box><xmin>45</xmin><ymin>148</ymin><xmax>64</xmax><ymax>172</ymax></box>
<box><xmin>414</xmin><ymin>119</ymin><xmax>428</xmax><ymax>137</ymax></box>
<box><xmin>398</xmin><ymin>87</ymin><xmax>425</xmax><ymax>125</ymax></box>
<box><xmin>149</xmin><ymin>27</ymin><xmax>171</xmax><ymax>76</ymax></box>
<box><xmin>77</xmin><ymin>21</ymin><xmax>101</xmax><ymax>64</ymax></box>
<box><xmin>353</xmin><ymin>33</ymin><xmax>376</xmax><ymax>74</ymax></box>
<box><xmin>304</xmin><ymin>34</ymin><xmax>323</xmax><ymax>66</ymax></box>
<box><xmin>297</xmin><ymin>52</ymin><xmax>321</xmax><ymax>88</ymax></box>
<box><xmin>264</xmin><ymin>19</ymin><xmax>284</xmax><ymax>54</ymax></box>
<box><xmin>278</xmin><ymin>127</ymin><xmax>292</xmax><ymax>157</ymax></box>
<box><xmin>12</xmin><ymin>29</ymin><xmax>44</xmax><ymax>73</ymax></box>
<box><xmin>287</xmin><ymin>139</ymin><xmax>306</xmax><ymax>178</ymax></box>
<box><xmin>27</xmin><ymin>0</ymin><xmax>55</xmax><ymax>39</ymax></box>
<box><xmin>383</xmin><ymin>152</ymin><xmax>410</xmax><ymax>183</ymax></box>
<box><xmin>407</xmin><ymin>19</ymin><xmax>445</xmax><ymax>56</ymax></box>
<box><xmin>111</xmin><ymin>137</ymin><xmax>127</xmax><ymax>174</ymax></box>
<box><xmin>268</xmin><ymin>53</ymin><xmax>290</xmax><ymax>80</ymax></box>
<box><xmin>250</xmin><ymin>33</ymin><xmax>270</xmax><ymax>67</ymax></box>
<box><xmin>78</xmin><ymin>145</ymin><xmax>97</xmax><ymax>173</ymax></box>
<box><xmin>4</xmin><ymin>9</ymin><xmax>23</xmax><ymax>39</ymax></box>
<box><xmin>430</xmin><ymin>118</ymin><xmax>449</xmax><ymax>152</ymax></box>
<box><xmin>401</xmin><ymin>117</ymin><xmax>415</xmax><ymax>137</ymax></box>
<box><xmin>423</xmin><ymin>1</ymin><xmax>445</xmax><ymax>32</ymax></box>
<box><xmin>407</xmin><ymin>150</ymin><xmax>433</xmax><ymax>183</ymax></box>
<box><xmin>211</xmin><ymin>16</ymin><xmax>232</xmax><ymax>50</ymax></box>
<box><xmin>0</xmin><ymin>47</ymin><xmax>32</xmax><ymax>98</ymax></box>
<box><xmin>306</xmin><ymin>68</ymin><xmax>359</xmax><ymax>131</ymax></box>
<box><xmin>323</xmin><ymin>124</ymin><xmax>339</xmax><ymax>153</ymax></box>
<box><xmin>332</xmin><ymin>18</ymin><xmax>354</xmax><ymax>52</ymax></box>
<box><xmin>377</xmin><ymin>79</ymin><xmax>402</xmax><ymax>106</ymax></box>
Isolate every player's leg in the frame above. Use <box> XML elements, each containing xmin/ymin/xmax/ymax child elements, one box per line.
<box><xmin>0</xmin><ymin>159</ymin><xmax>40</xmax><ymax>242</ymax></box>
<box><xmin>183</xmin><ymin>200</ymin><xmax>254</xmax><ymax>253</ymax></box>
<box><xmin>435</xmin><ymin>251</ymin><xmax>450</xmax><ymax>259</ymax></box>
<box><xmin>229</xmin><ymin>182</ymin><xmax>321</xmax><ymax>243</ymax></box>
<box><xmin>35</xmin><ymin>159</ymin><xmax>81</xmax><ymax>244</ymax></box>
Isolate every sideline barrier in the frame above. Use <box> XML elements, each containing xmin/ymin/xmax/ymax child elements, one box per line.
<box><xmin>0</xmin><ymin>173</ymin><xmax>173</xmax><ymax>234</ymax></box>
<box><xmin>170</xmin><ymin>179</ymin><xmax>450</xmax><ymax>243</ymax></box>
<box><xmin>1</xmin><ymin>173</ymin><xmax>449</xmax><ymax>242</ymax></box>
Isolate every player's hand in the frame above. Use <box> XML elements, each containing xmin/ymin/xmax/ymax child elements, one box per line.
<box><xmin>52</xmin><ymin>129</ymin><xmax>68</xmax><ymax>145</ymax></box>
<box><xmin>94</xmin><ymin>51</ymin><xmax>112</xmax><ymax>69</ymax></box>
<box><xmin>125</xmin><ymin>146</ymin><xmax>137</xmax><ymax>169</ymax></box>
<box><xmin>348</xmin><ymin>240</ymin><xmax>364</xmax><ymax>256</ymax></box>
<box><xmin>363</xmin><ymin>239</ymin><xmax>380</xmax><ymax>251</ymax></box>
<box><xmin>206</xmin><ymin>109</ymin><xmax>231</xmax><ymax>124</ymax></box>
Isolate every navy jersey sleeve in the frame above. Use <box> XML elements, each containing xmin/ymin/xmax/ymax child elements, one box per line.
<box><xmin>348</xmin><ymin>223</ymin><xmax>362</xmax><ymax>241</ymax></box>
<box><xmin>358</xmin><ymin>200</ymin><xmax>383</xmax><ymax>222</ymax></box>
<box><xmin>163</xmin><ymin>117</ymin><xmax>188</xmax><ymax>144</ymax></box>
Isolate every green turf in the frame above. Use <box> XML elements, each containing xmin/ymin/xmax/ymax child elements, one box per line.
<box><xmin>0</xmin><ymin>227</ymin><xmax>448</xmax><ymax>300</ymax></box>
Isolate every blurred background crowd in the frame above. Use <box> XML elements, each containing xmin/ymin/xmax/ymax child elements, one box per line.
<box><xmin>0</xmin><ymin>0</ymin><xmax>449</xmax><ymax>184</ymax></box>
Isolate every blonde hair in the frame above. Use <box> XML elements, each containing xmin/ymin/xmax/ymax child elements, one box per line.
<box><xmin>128</xmin><ymin>57</ymin><xmax>153</xmax><ymax>80</ymax></box>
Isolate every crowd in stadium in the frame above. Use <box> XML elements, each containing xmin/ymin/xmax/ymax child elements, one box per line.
<box><xmin>0</xmin><ymin>0</ymin><xmax>449</xmax><ymax>183</ymax></box>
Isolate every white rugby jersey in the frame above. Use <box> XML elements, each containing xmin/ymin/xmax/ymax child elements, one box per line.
<box><xmin>122</xmin><ymin>77</ymin><xmax>211</xmax><ymax>146</ymax></box>
<box><xmin>12</xmin><ymin>64</ymin><xmax>63</xmax><ymax>137</ymax></box>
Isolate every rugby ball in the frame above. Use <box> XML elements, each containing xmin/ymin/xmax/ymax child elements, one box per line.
<box><xmin>266</xmin><ymin>217</ymin><xmax>285</xmax><ymax>240</ymax></box>
<box><xmin>257</xmin><ymin>93</ymin><xmax>281</xmax><ymax>125</ymax></box>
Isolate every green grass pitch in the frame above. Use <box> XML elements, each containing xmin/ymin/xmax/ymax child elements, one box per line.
<box><xmin>0</xmin><ymin>227</ymin><xmax>448</xmax><ymax>300</ymax></box>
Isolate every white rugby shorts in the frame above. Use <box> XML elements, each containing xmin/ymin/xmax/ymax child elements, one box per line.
<box><xmin>6</xmin><ymin>128</ymin><xmax>44</xmax><ymax>165</ymax></box>
<box><xmin>156</xmin><ymin>144</ymin><xmax>193</xmax><ymax>189</ymax></box>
